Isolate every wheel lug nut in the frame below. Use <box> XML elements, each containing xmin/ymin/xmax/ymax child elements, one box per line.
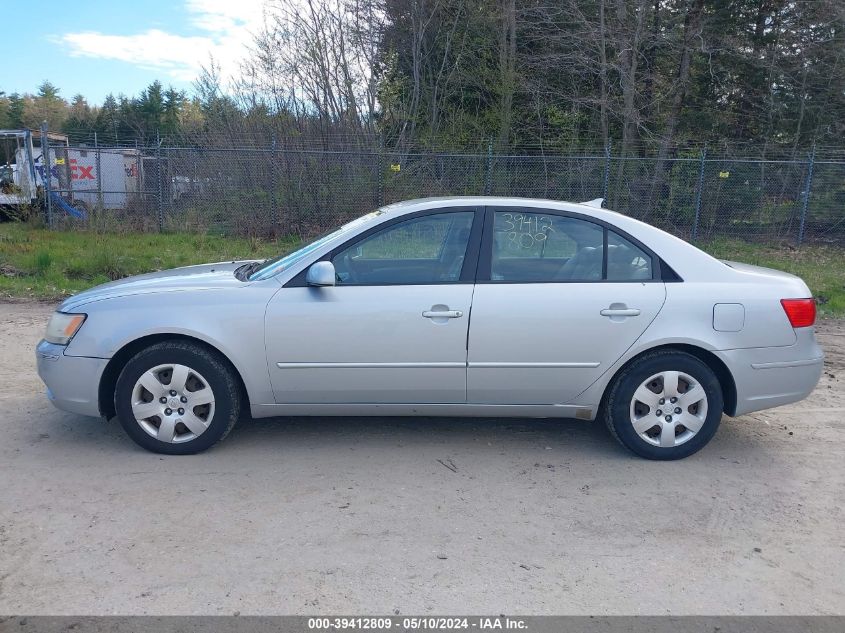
<box><xmin>656</xmin><ymin>409</ymin><xmax>663</xmax><ymax>416</ymax></box>
<box><xmin>670</xmin><ymin>397</ymin><xmax>677</xmax><ymax>403</ymax></box>
<box><xmin>164</xmin><ymin>408</ymin><xmax>172</xmax><ymax>415</ymax></box>
<box><xmin>180</xmin><ymin>396</ymin><xmax>187</xmax><ymax>403</ymax></box>
<box><xmin>169</xmin><ymin>390</ymin><xmax>177</xmax><ymax>396</ymax></box>
<box><xmin>659</xmin><ymin>398</ymin><xmax>665</xmax><ymax>405</ymax></box>
<box><xmin>159</xmin><ymin>397</ymin><xmax>167</xmax><ymax>404</ymax></box>
<box><xmin>665</xmin><ymin>415</ymin><xmax>672</xmax><ymax>422</ymax></box>
<box><xmin>178</xmin><ymin>408</ymin><xmax>185</xmax><ymax>415</ymax></box>
<box><xmin>674</xmin><ymin>407</ymin><xmax>682</xmax><ymax>414</ymax></box>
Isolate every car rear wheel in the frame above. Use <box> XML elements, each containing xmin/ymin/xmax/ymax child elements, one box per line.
<box><xmin>114</xmin><ymin>341</ymin><xmax>241</xmax><ymax>455</ymax></box>
<box><xmin>604</xmin><ymin>350</ymin><xmax>723</xmax><ymax>460</ymax></box>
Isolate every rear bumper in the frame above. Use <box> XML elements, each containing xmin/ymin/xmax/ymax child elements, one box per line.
<box><xmin>715</xmin><ymin>327</ymin><xmax>824</xmax><ymax>416</ymax></box>
<box><xmin>36</xmin><ymin>340</ymin><xmax>108</xmax><ymax>418</ymax></box>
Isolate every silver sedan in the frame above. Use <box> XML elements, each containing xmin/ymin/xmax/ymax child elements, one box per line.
<box><xmin>36</xmin><ymin>197</ymin><xmax>823</xmax><ymax>459</ymax></box>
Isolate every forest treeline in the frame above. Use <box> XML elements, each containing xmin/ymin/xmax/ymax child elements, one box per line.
<box><xmin>2</xmin><ymin>0</ymin><xmax>843</xmax><ymax>157</ymax></box>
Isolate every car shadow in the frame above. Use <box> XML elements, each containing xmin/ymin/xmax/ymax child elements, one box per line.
<box><xmin>31</xmin><ymin>405</ymin><xmax>629</xmax><ymax>459</ymax></box>
<box><xmin>21</xmin><ymin>396</ymin><xmax>781</xmax><ymax>467</ymax></box>
<box><xmin>230</xmin><ymin>413</ymin><xmax>629</xmax><ymax>457</ymax></box>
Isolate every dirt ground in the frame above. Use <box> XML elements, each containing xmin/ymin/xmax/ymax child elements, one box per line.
<box><xmin>0</xmin><ymin>300</ymin><xmax>843</xmax><ymax>616</ymax></box>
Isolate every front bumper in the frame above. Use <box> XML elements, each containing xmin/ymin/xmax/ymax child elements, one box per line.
<box><xmin>36</xmin><ymin>340</ymin><xmax>108</xmax><ymax>418</ymax></box>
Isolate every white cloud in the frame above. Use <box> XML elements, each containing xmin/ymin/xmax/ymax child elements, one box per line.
<box><xmin>59</xmin><ymin>0</ymin><xmax>267</xmax><ymax>86</ymax></box>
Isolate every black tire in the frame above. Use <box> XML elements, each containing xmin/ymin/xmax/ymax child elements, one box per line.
<box><xmin>114</xmin><ymin>340</ymin><xmax>241</xmax><ymax>455</ymax></box>
<box><xmin>603</xmin><ymin>350</ymin><xmax>723</xmax><ymax>460</ymax></box>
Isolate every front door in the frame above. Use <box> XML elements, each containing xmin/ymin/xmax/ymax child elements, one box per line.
<box><xmin>467</xmin><ymin>207</ymin><xmax>666</xmax><ymax>404</ymax></box>
<box><xmin>265</xmin><ymin>209</ymin><xmax>480</xmax><ymax>404</ymax></box>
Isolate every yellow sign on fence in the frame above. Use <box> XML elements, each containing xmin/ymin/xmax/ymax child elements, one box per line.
<box><xmin>719</xmin><ymin>171</ymin><xmax>730</xmax><ymax>178</ymax></box>
<box><xmin>55</xmin><ymin>158</ymin><xmax>65</xmax><ymax>165</ymax></box>
<box><xmin>390</xmin><ymin>164</ymin><xmax>401</xmax><ymax>172</ymax></box>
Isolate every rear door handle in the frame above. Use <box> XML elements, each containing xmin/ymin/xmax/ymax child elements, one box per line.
<box><xmin>600</xmin><ymin>307</ymin><xmax>641</xmax><ymax>317</ymax></box>
<box><xmin>423</xmin><ymin>310</ymin><xmax>463</xmax><ymax>319</ymax></box>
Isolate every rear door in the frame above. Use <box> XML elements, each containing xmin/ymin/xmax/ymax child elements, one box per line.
<box><xmin>467</xmin><ymin>207</ymin><xmax>666</xmax><ymax>405</ymax></box>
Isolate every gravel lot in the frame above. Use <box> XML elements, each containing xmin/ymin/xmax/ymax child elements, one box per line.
<box><xmin>1</xmin><ymin>301</ymin><xmax>843</xmax><ymax>615</ymax></box>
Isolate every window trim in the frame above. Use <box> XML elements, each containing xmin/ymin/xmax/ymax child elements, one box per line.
<box><xmin>477</xmin><ymin>206</ymin><xmax>669</xmax><ymax>284</ymax></box>
<box><xmin>284</xmin><ymin>207</ymin><xmax>484</xmax><ymax>288</ymax></box>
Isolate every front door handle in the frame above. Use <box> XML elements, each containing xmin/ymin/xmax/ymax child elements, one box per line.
<box><xmin>600</xmin><ymin>305</ymin><xmax>641</xmax><ymax>318</ymax></box>
<box><xmin>423</xmin><ymin>310</ymin><xmax>463</xmax><ymax>319</ymax></box>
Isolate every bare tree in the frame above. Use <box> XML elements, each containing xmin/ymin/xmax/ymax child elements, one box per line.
<box><xmin>241</xmin><ymin>0</ymin><xmax>384</xmax><ymax>143</ymax></box>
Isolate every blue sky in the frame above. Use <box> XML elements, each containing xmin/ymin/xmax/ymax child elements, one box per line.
<box><xmin>6</xmin><ymin>0</ymin><xmax>265</xmax><ymax>104</ymax></box>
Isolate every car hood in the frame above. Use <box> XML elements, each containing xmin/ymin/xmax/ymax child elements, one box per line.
<box><xmin>59</xmin><ymin>261</ymin><xmax>257</xmax><ymax>311</ymax></box>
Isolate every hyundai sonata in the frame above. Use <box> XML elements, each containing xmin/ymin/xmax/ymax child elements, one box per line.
<box><xmin>36</xmin><ymin>197</ymin><xmax>823</xmax><ymax>459</ymax></box>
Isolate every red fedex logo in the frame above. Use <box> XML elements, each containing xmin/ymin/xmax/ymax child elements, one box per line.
<box><xmin>69</xmin><ymin>159</ymin><xmax>95</xmax><ymax>180</ymax></box>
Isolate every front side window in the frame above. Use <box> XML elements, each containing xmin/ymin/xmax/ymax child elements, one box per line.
<box><xmin>332</xmin><ymin>211</ymin><xmax>475</xmax><ymax>285</ymax></box>
<box><xmin>491</xmin><ymin>210</ymin><xmax>604</xmax><ymax>282</ymax></box>
<box><xmin>249</xmin><ymin>209</ymin><xmax>387</xmax><ymax>281</ymax></box>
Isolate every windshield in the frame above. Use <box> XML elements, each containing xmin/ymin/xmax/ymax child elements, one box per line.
<box><xmin>248</xmin><ymin>210</ymin><xmax>385</xmax><ymax>281</ymax></box>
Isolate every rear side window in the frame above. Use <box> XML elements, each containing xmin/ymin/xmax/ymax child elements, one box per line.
<box><xmin>488</xmin><ymin>209</ymin><xmax>655</xmax><ymax>283</ymax></box>
<box><xmin>491</xmin><ymin>211</ymin><xmax>604</xmax><ymax>282</ymax></box>
<box><xmin>607</xmin><ymin>231</ymin><xmax>653</xmax><ymax>281</ymax></box>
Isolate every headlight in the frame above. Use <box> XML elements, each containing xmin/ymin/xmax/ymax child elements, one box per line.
<box><xmin>45</xmin><ymin>312</ymin><xmax>87</xmax><ymax>345</ymax></box>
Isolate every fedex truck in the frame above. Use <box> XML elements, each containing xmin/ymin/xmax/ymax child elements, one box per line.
<box><xmin>31</xmin><ymin>145</ymin><xmax>143</xmax><ymax>209</ymax></box>
<box><xmin>1</xmin><ymin>129</ymin><xmax>145</xmax><ymax>211</ymax></box>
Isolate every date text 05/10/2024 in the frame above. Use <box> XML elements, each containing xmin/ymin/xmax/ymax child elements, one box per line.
<box><xmin>307</xmin><ymin>617</ymin><xmax>528</xmax><ymax>630</ymax></box>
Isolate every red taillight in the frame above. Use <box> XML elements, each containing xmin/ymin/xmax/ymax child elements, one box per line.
<box><xmin>781</xmin><ymin>298</ymin><xmax>816</xmax><ymax>328</ymax></box>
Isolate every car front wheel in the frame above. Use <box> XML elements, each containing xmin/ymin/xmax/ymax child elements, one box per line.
<box><xmin>604</xmin><ymin>350</ymin><xmax>723</xmax><ymax>460</ymax></box>
<box><xmin>114</xmin><ymin>341</ymin><xmax>241</xmax><ymax>455</ymax></box>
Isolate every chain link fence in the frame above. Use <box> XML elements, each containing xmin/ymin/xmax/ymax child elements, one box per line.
<box><xmin>39</xmin><ymin>135</ymin><xmax>845</xmax><ymax>245</ymax></box>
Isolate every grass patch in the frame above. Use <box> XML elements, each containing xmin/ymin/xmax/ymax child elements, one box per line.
<box><xmin>0</xmin><ymin>225</ymin><xmax>842</xmax><ymax>317</ymax></box>
<box><xmin>0</xmin><ymin>224</ymin><xmax>300</xmax><ymax>301</ymax></box>
<box><xmin>31</xmin><ymin>250</ymin><xmax>52</xmax><ymax>274</ymax></box>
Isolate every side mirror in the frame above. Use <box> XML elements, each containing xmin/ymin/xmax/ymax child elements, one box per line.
<box><xmin>306</xmin><ymin>261</ymin><xmax>336</xmax><ymax>287</ymax></box>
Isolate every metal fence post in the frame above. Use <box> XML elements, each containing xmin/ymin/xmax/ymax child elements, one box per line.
<box><xmin>156</xmin><ymin>131</ymin><xmax>164</xmax><ymax>232</ymax></box>
<box><xmin>377</xmin><ymin>141</ymin><xmax>384</xmax><ymax>207</ymax></box>
<box><xmin>270</xmin><ymin>135</ymin><xmax>278</xmax><ymax>231</ymax></box>
<box><xmin>797</xmin><ymin>144</ymin><xmax>815</xmax><ymax>247</ymax></box>
<box><xmin>40</xmin><ymin>121</ymin><xmax>52</xmax><ymax>228</ymax></box>
<box><xmin>602</xmin><ymin>140</ymin><xmax>612</xmax><ymax>203</ymax></box>
<box><xmin>484</xmin><ymin>140</ymin><xmax>493</xmax><ymax>195</ymax></box>
<box><xmin>94</xmin><ymin>131</ymin><xmax>103</xmax><ymax>212</ymax></box>
<box><xmin>692</xmin><ymin>146</ymin><xmax>707</xmax><ymax>241</ymax></box>
<box><xmin>135</xmin><ymin>140</ymin><xmax>142</xmax><ymax>207</ymax></box>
